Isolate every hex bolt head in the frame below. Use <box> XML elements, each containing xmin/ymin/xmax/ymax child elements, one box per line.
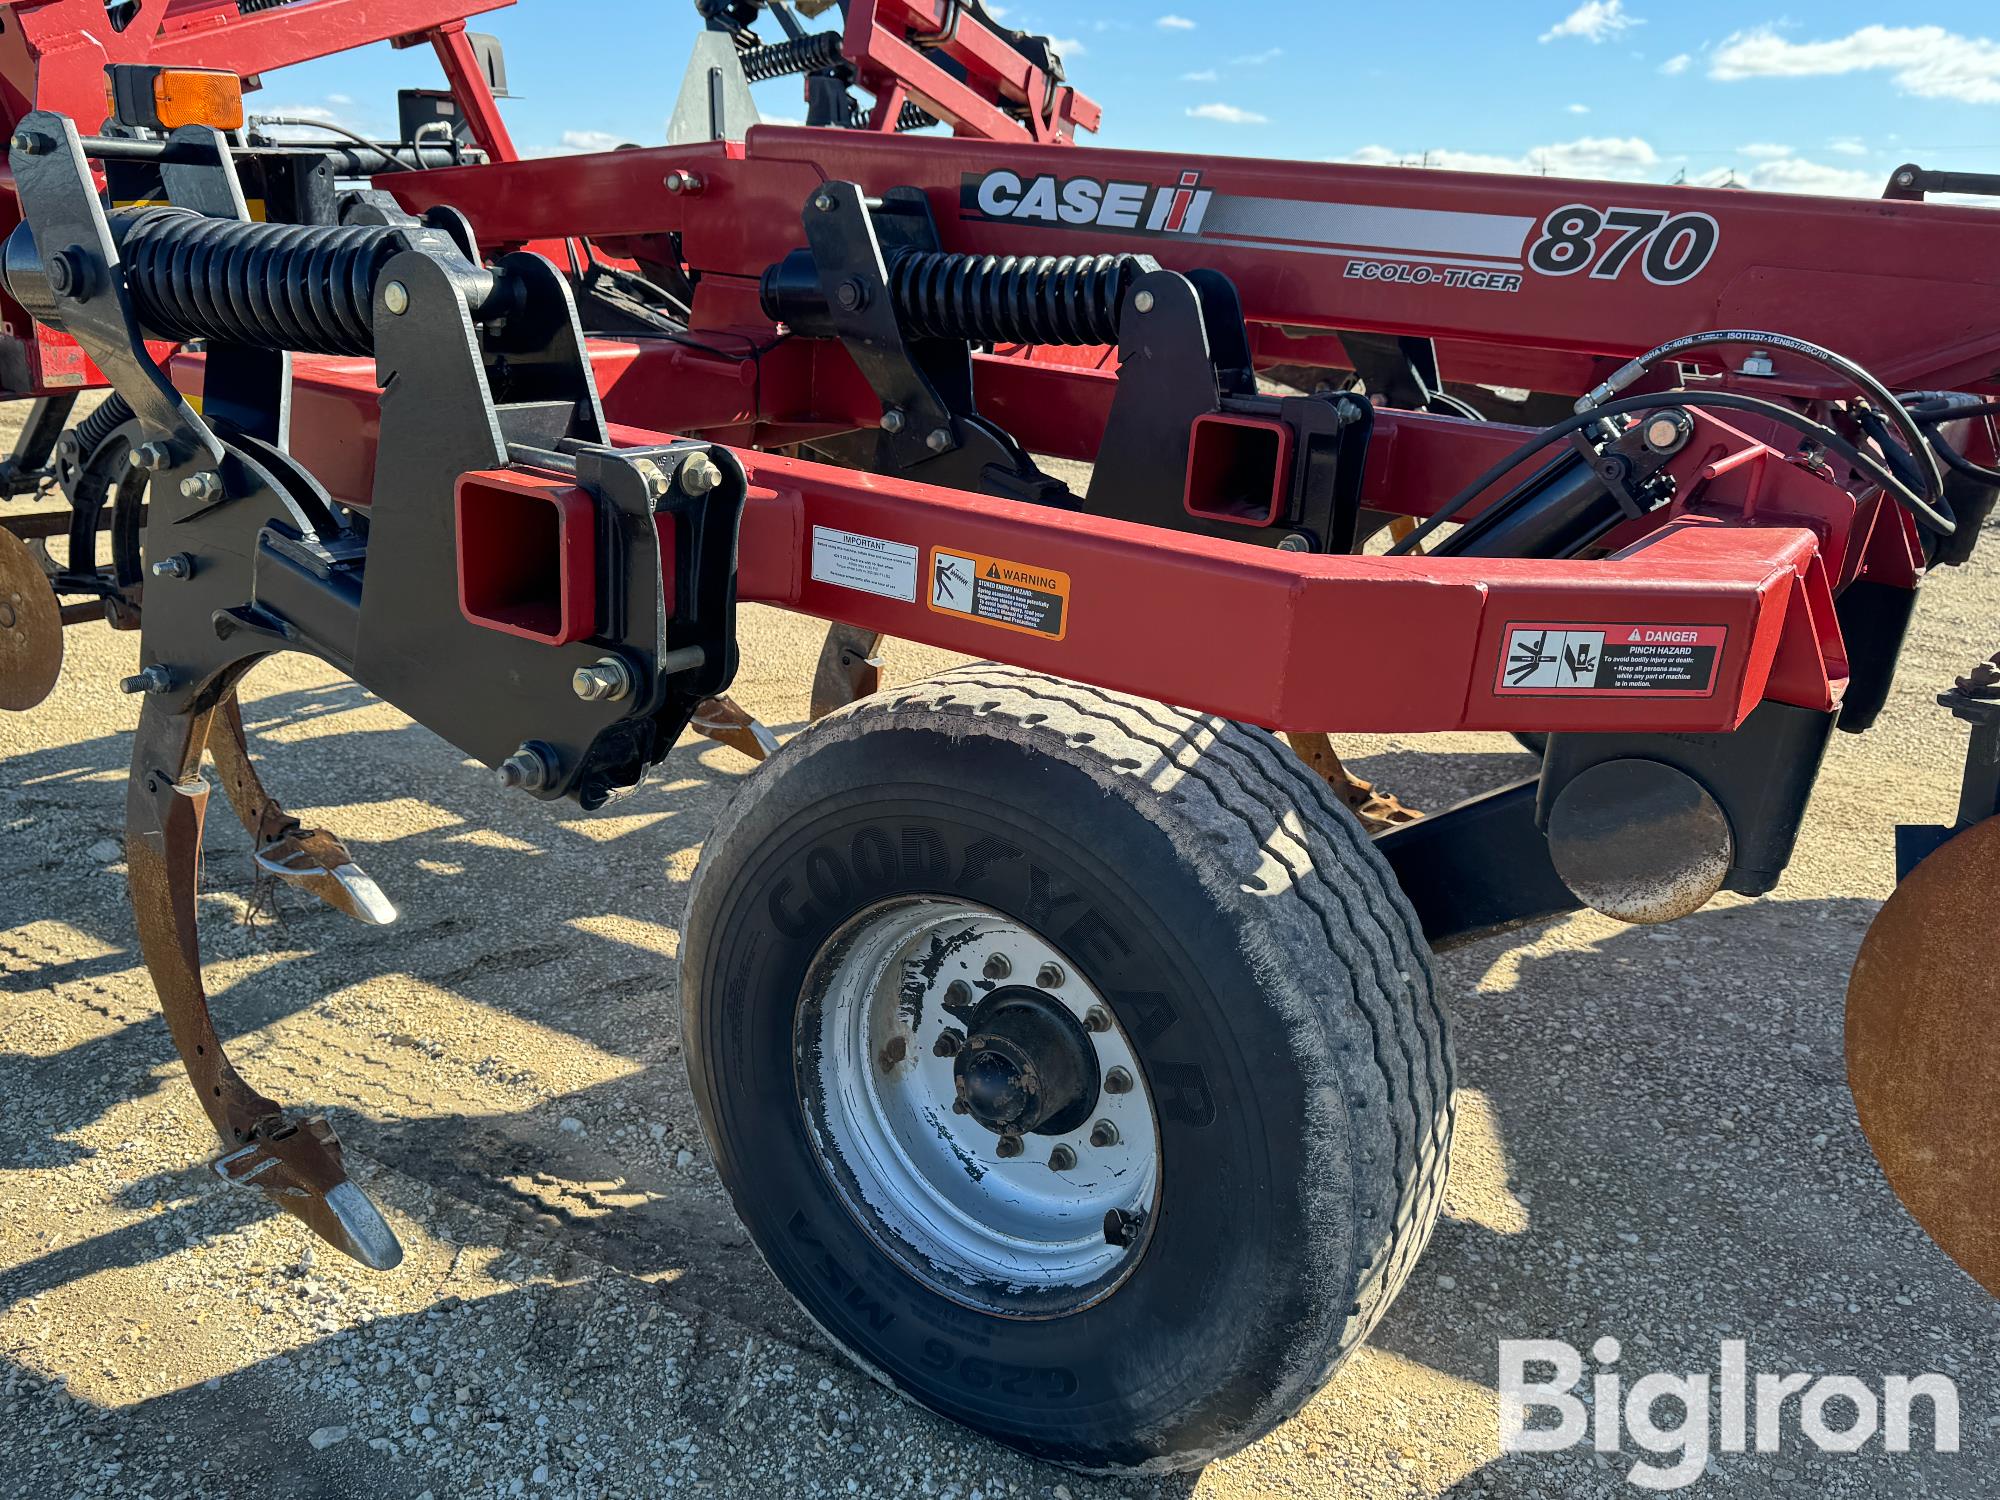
<box><xmin>982</xmin><ymin>952</ymin><xmax>1012</xmax><ymax>980</ymax></box>
<box><xmin>1035</xmin><ymin>962</ymin><xmax>1065</xmax><ymax>989</ymax></box>
<box><xmin>1089</xmin><ymin>1119</ymin><xmax>1120</xmax><ymax>1149</ymax></box>
<box><xmin>119</xmin><ymin>664</ymin><xmax>173</xmax><ymax>695</ymax></box>
<box><xmin>1103</xmin><ymin>1066</ymin><xmax>1134</xmax><ymax>1095</ymax></box>
<box><xmin>925</xmin><ymin>427</ymin><xmax>953</xmax><ymax>454</ymax></box>
<box><xmin>813</xmin><ymin>192</ymin><xmax>836</xmax><ymax>213</ymax></box>
<box><xmin>880</xmin><ymin>408</ymin><xmax>906</xmax><ymax>435</ymax></box>
<box><xmin>381</xmin><ymin>280</ymin><xmax>411</xmax><ymax>316</ymax></box>
<box><xmin>1276</xmin><ymin>532</ymin><xmax>1312</xmax><ymax>554</ymax></box>
<box><xmin>1083</xmin><ymin>1006</ymin><xmax>1113</xmax><ymax>1035</ymax></box>
<box><xmin>995</xmin><ymin>1134</ymin><xmax>1024</xmax><ymax>1159</ymax></box>
<box><xmin>179</xmin><ymin>471</ymin><xmax>223</xmax><ymax>504</ymax></box>
<box><xmin>128</xmin><ymin>441</ymin><xmax>172</xmax><ymax>473</ymax></box>
<box><xmin>1896</xmin><ymin>169</ymin><xmax>1917</xmax><ymax>188</ymax></box>
<box><xmin>1048</xmin><ymin>1144</ymin><xmax>1077</xmax><ymax>1172</ymax></box>
<box><xmin>149</xmin><ymin>554</ymin><xmax>193</xmax><ymax>581</ymax></box>
<box><xmin>678</xmin><ymin>454</ymin><xmax>723</xmax><ymax>497</ymax></box>
<box><xmin>1133</xmin><ymin>289</ymin><xmax>1156</xmax><ymax>314</ymax></box>
<box><xmin>572</xmin><ymin>656</ymin><xmax>635</xmax><ymax>703</ymax></box>
<box><xmin>932</xmin><ymin>1029</ymin><xmax>966</xmax><ymax>1058</ymax></box>
<box><xmin>1103</xmin><ymin>1208</ymin><xmax>1139</xmax><ymax>1247</ymax></box>
<box><xmin>495</xmin><ymin>744</ymin><xmax>553</xmax><ymax>792</ymax></box>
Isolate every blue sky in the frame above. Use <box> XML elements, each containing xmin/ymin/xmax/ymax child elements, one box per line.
<box><xmin>256</xmin><ymin>3</ymin><xmax>2000</xmax><ymax>195</ymax></box>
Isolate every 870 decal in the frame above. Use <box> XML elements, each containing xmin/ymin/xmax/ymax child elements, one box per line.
<box><xmin>1527</xmin><ymin>203</ymin><xmax>1720</xmax><ymax>286</ymax></box>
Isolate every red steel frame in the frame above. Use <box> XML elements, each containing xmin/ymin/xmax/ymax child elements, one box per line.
<box><xmin>0</xmin><ymin>0</ymin><xmax>517</xmax><ymax>393</ymax></box>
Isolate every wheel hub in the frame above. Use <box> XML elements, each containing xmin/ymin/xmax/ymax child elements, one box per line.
<box><xmin>954</xmin><ymin>989</ymin><xmax>1099</xmax><ymax>1137</ymax></box>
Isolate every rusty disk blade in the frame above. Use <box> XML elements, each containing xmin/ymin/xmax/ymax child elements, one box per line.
<box><xmin>0</xmin><ymin>525</ymin><xmax>63</xmax><ymax>711</ymax></box>
<box><xmin>1846</xmin><ymin>816</ymin><xmax>2000</xmax><ymax>1296</ymax></box>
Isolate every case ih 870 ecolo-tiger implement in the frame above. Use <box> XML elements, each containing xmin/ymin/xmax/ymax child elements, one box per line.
<box><xmin>1</xmin><ymin>0</ymin><xmax>1998</xmax><ymax>1474</ymax></box>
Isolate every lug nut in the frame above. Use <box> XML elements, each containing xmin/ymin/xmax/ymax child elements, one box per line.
<box><xmin>381</xmin><ymin>280</ymin><xmax>410</xmax><ymax>316</ymax></box>
<box><xmin>572</xmin><ymin>656</ymin><xmax>635</xmax><ymax>703</ymax></box>
<box><xmin>496</xmin><ymin>744</ymin><xmax>553</xmax><ymax>792</ymax></box>
<box><xmin>925</xmin><ymin>427</ymin><xmax>952</xmax><ymax>454</ymax></box>
<box><xmin>995</xmin><ymin>1134</ymin><xmax>1024</xmax><ymax>1159</ymax></box>
<box><xmin>944</xmin><ymin>979</ymin><xmax>971</xmax><ymax>1007</ymax></box>
<box><xmin>119</xmin><ymin>664</ymin><xmax>173</xmax><ymax>695</ymax></box>
<box><xmin>982</xmin><ymin>952</ymin><xmax>1012</xmax><ymax>980</ymax></box>
<box><xmin>128</xmin><ymin>441</ymin><xmax>173</xmax><ymax>473</ymax></box>
<box><xmin>179</xmin><ymin>471</ymin><xmax>223</xmax><ymax>504</ymax></box>
<box><xmin>1103</xmin><ymin>1208</ymin><xmax>1141</xmax><ymax>1247</ymax></box>
<box><xmin>678</xmin><ymin>454</ymin><xmax>723</xmax><ymax>497</ymax></box>
<box><xmin>1089</xmin><ymin>1119</ymin><xmax>1120</xmax><ymax>1149</ymax></box>
<box><xmin>149</xmin><ymin>554</ymin><xmax>193</xmax><ymax>580</ymax></box>
<box><xmin>1083</xmin><ymin>1006</ymin><xmax>1112</xmax><ymax>1034</ymax></box>
<box><xmin>932</xmin><ymin>1029</ymin><xmax>965</xmax><ymax>1058</ymax></box>
<box><xmin>1048</xmin><ymin>1144</ymin><xmax>1076</xmax><ymax>1172</ymax></box>
<box><xmin>1103</xmin><ymin>1066</ymin><xmax>1133</xmax><ymax>1095</ymax></box>
<box><xmin>1035</xmin><ymin>962</ymin><xmax>1065</xmax><ymax>989</ymax></box>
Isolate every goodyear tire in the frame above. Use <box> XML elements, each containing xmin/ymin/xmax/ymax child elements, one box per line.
<box><xmin>680</xmin><ymin>664</ymin><xmax>1454</xmax><ymax>1472</ymax></box>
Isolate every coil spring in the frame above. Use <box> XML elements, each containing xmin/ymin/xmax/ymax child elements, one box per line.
<box><xmin>72</xmin><ymin>392</ymin><xmax>136</xmax><ymax>456</ymax></box>
<box><xmin>887</xmin><ymin>251</ymin><xmax>1149</xmax><ymax>346</ymax></box>
<box><xmin>237</xmin><ymin>0</ymin><xmax>304</xmax><ymax>11</ymax></box>
<box><xmin>897</xmin><ymin>101</ymin><xmax>940</xmax><ymax>132</ymax></box>
<box><xmin>739</xmin><ymin>31</ymin><xmax>847</xmax><ymax>83</ymax></box>
<box><xmin>114</xmin><ymin>210</ymin><xmax>402</xmax><ymax>357</ymax></box>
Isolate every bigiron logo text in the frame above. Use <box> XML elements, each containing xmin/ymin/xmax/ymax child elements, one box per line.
<box><xmin>962</xmin><ymin>169</ymin><xmax>1212</xmax><ymax>235</ymax></box>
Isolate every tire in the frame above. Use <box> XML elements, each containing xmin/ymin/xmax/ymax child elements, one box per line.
<box><xmin>680</xmin><ymin>664</ymin><xmax>1454</xmax><ymax>1473</ymax></box>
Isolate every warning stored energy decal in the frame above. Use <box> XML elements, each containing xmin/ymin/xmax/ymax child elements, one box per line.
<box><xmin>1496</xmin><ymin>623</ymin><xmax>1726</xmax><ymax>697</ymax></box>
<box><xmin>928</xmin><ymin>548</ymin><xmax>1070</xmax><ymax>640</ymax></box>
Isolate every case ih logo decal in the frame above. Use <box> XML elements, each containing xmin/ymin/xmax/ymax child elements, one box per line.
<box><xmin>966</xmin><ymin>169</ymin><xmax>1213</xmax><ymax>234</ymax></box>
<box><xmin>961</xmin><ymin>173</ymin><xmax>1723</xmax><ymax>294</ymax></box>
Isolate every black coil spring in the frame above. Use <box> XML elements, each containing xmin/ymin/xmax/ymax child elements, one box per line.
<box><xmin>237</xmin><ymin>0</ymin><xmax>304</xmax><ymax>11</ymax></box>
<box><xmin>72</xmin><ymin>392</ymin><xmax>136</xmax><ymax>456</ymax></box>
<box><xmin>114</xmin><ymin>210</ymin><xmax>402</xmax><ymax>357</ymax></box>
<box><xmin>739</xmin><ymin>31</ymin><xmax>847</xmax><ymax>83</ymax></box>
<box><xmin>887</xmin><ymin>251</ymin><xmax>1149</xmax><ymax>346</ymax></box>
<box><xmin>897</xmin><ymin>101</ymin><xmax>940</xmax><ymax>131</ymax></box>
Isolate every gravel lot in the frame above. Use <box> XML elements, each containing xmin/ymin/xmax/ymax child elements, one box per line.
<box><xmin>2</xmin><ymin>468</ymin><xmax>1997</xmax><ymax>1498</ymax></box>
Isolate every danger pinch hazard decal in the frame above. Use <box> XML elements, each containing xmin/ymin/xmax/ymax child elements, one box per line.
<box><xmin>1496</xmin><ymin>623</ymin><xmax>1726</xmax><ymax>697</ymax></box>
<box><xmin>928</xmin><ymin>548</ymin><xmax>1070</xmax><ymax>640</ymax></box>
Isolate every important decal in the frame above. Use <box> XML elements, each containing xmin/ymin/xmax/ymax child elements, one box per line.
<box><xmin>1496</xmin><ymin>623</ymin><xmax>1726</xmax><ymax>697</ymax></box>
<box><xmin>811</xmin><ymin>526</ymin><xmax>918</xmax><ymax>602</ymax></box>
<box><xmin>928</xmin><ymin>548</ymin><xmax>1070</xmax><ymax>640</ymax></box>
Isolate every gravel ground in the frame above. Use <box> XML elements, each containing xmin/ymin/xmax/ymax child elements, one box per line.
<box><xmin>2</xmin><ymin>462</ymin><xmax>1997</xmax><ymax>1498</ymax></box>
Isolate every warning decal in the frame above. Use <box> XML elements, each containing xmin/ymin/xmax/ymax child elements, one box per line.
<box><xmin>927</xmin><ymin>548</ymin><xmax>1070</xmax><ymax>640</ymax></box>
<box><xmin>1496</xmin><ymin>623</ymin><xmax>1726</xmax><ymax>697</ymax></box>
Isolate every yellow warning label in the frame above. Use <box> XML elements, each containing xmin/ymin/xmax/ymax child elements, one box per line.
<box><xmin>926</xmin><ymin>547</ymin><xmax>1070</xmax><ymax>640</ymax></box>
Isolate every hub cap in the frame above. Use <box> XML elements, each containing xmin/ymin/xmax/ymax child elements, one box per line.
<box><xmin>796</xmin><ymin>900</ymin><xmax>1160</xmax><ymax>1315</ymax></box>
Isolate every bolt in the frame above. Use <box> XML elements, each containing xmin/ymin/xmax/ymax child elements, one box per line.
<box><xmin>10</xmin><ymin>130</ymin><xmax>50</xmax><ymax>156</ymax></box>
<box><xmin>1103</xmin><ymin>1066</ymin><xmax>1133</xmax><ymax>1095</ymax></box>
<box><xmin>880</xmin><ymin>408</ymin><xmax>906</xmax><ymax>435</ymax></box>
<box><xmin>663</xmin><ymin>169</ymin><xmax>705</xmax><ymax>195</ymax></box>
<box><xmin>1740</xmin><ymin>349</ymin><xmax>1776</xmax><ymax>378</ymax></box>
<box><xmin>119</xmin><ymin>664</ymin><xmax>173</xmax><ymax>696</ymax></box>
<box><xmin>1048</xmin><ymin>1144</ymin><xmax>1077</xmax><ymax>1172</ymax></box>
<box><xmin>995</xmin><ymin>1134</ymin><xmax>1024</xmax><ymax>1159</ymax></box>
<box><xmin>813</xmin><ymin>192</ymin><xmax>836</xmax><ymax>213</ymax></box>
<box><xmin>631</xmin><ymin>458</ymin><xmax>672</xmax><ymax>498</ymax></box>
<box><xmin>572</xmin><ymin>656</ymin><xmax>635</xmax><ymax>703</ymax></box>
<box><xmin>943</xmin><ymin>978</ymin><xmax>971</xmax><ymax>1007</ymax></box>
<box><xmin>128</xmin><ymin>441</ymin><xmax>172</xmax><ymax>473</ymax></box>
<box><xmin>1035</xmin><ymin>961</ymin><xmax>1065</xmax><ymax>989</ymax></box>
<box><xmin>1083</xmin><ymin>1006</ymin><xmax>1112</xmax><ymax>1034</ymax></box>
<box><xmin>982</xmin><ymin>952</ymin><xmax>1012</xmax><ymax>980</ymax></box>
<box><xmin>1103</xmin><ymin>1208</ymin><xmax>1140</xmax><ymax>1247</ymax></box>
<box><xmin>1276</xmin><ymin>533</ymin><xmax>1312</xmax><ymax>553</ymax></box>
<box><xmin>495</xmin><ymin>744</ymin><xmax>553</xmax><ymax>793</ymax></box>
<box><xmin>834</xmin><ymin>278</ymin><xmax>869</xmax><ymax>312</ymax></box>
<box><xmin>1133</xmin><ymin>289</ymin><xmax>1156</xmax><ymax>314</ymax></box>
<box><xmin>678</xmin><ymin>453</ymin><xmax>723</xmax><ymax>497</ymax></box>
<box><xmin>932</xmin><ymin>1029</ymin><xmax>965</xmax><ymax>1058</ymax></box>
<box><xmin>381</xmin><ymin>280</ymin><xmax>410</xmax><ymax>316</ymax></box>
<box><xmin>925</xmin><ymin>428</ymin><xmax>953</xmax><ymax>455</ymax></box>
<box><xmin>1089</xmin><ymin>1119</ymin><xmax>1120</xmax><ymax>1149</ymax></box>
<box><xmin>179</xmin><ymin>471</ymin><xmax>223</xmax><ymax>504</ymax></box>
<box><xmin>149</xmin><ymin>554</ymin><xmax>193</xmax><ymax>581</ymax></box>
<box><xmin>1896</xmin><ymin>169</ymin><xmax>1918</xmax><ymax>188</ymax></box>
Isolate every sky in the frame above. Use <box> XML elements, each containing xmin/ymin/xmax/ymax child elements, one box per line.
<box><xmin>252</xmin><ymin>2</ymin><xmax>2000</xmax><ymax>197</ymax></box>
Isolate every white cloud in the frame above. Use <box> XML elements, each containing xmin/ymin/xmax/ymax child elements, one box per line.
<box><xmin>1231</xmin><ymin>47</ymin><xmax>1282</xmax><ymax>65</ymax></box>
<box><xmin>1189</xmin><ymin>102</ymin><xmax>1271</xmax><ymax>125</ymax></box>
<box><xmin>1049</xmin><ymin>35</ymin><xmax>1086</xmax><ymax>58</ymax></box>
<box><xmin>1182</xmin><ymin>69</ymin><xmax>1218</xmax><ymax>82</ymax></box>
<box><xmin>1711</xmin><ymin>25</ymin><xmax>2000</xmax><ymax>105</ymax></box>
<box><xmin>1659</xmin><ymin>52</ymin><xmax>1691</xmax><ymax>75</ymax></box>
<box><xmin>1157</xmin><ymin>13</ymin><xmax>1196</xmax><ymax>29</ymax></box>
<box><xmin>1566</xmin><ymin>103</ymin><xmax>1591</xmax><ymax>114</ymax></box>
<box><xmin>327</xmin><ymin>93</ymin><xmax>354</xmax><ymax>107</ymax></box>
<box><xmin>1344</xmin><ymin>135</ymin><xmax>1659</xmax><ymax>180</ymax></box>
<box><xmin>1541</xmin><ymin>1</ymin><xmax>1642</xmax><ymax>45</ymax></box>
<box><xmin>1738</xmin><ymin>142</ymin><xmax>1792</xmax><ymax>159</ymax></box>
<box><xmin>1828</xmin><ymin>137</ymin><xmax>1869</xmax><ymax>157</ymax></box>
<box><xmin>1736</xmin><ymin>156</ymin><xmax>1883</xmax><ymax>196</ymax></box>
<box><xmin>560</xmin><ymin>129</ymin><xmax>626</xmax><ymax>154</ymax></box>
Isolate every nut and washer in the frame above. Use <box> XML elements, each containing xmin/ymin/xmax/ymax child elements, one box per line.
<box><xmin>149</xmin><ymin>554</ymin><xmax>193</xmax><ymax>581</ymax></box>
<box><xmin>128</xmin><ymin>441</ymin><xmax>173</xmax><ymax>473</ymax></box>
<box><xmin>119</xmin><ymin>664</ymin><xmax>173</xmax><ymax>695</ymax></box>
<box><xmin>678</xmin><ymin>454</ymin><xmax>723</xmax><ymax>497</ymax></box>
<box><xmin>179</xmin><ymin>471</ymin><xmax>224</xmax><ymax>504</ymax></box>
<box><xmin>495</xmin><ymin>744</ymin><xmax>554</xmax><ymax>793</ymax></box>
<box><xmin>572</xmin><ymin>656</ymin><xmax>637</xmax><ymax>703</ymax></box>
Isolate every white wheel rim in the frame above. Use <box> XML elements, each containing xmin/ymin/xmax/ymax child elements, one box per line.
<box><xmin>796</xmin><ymin>899</ymin><xmax>1161</xmax><ymax>1315</ymax></box>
